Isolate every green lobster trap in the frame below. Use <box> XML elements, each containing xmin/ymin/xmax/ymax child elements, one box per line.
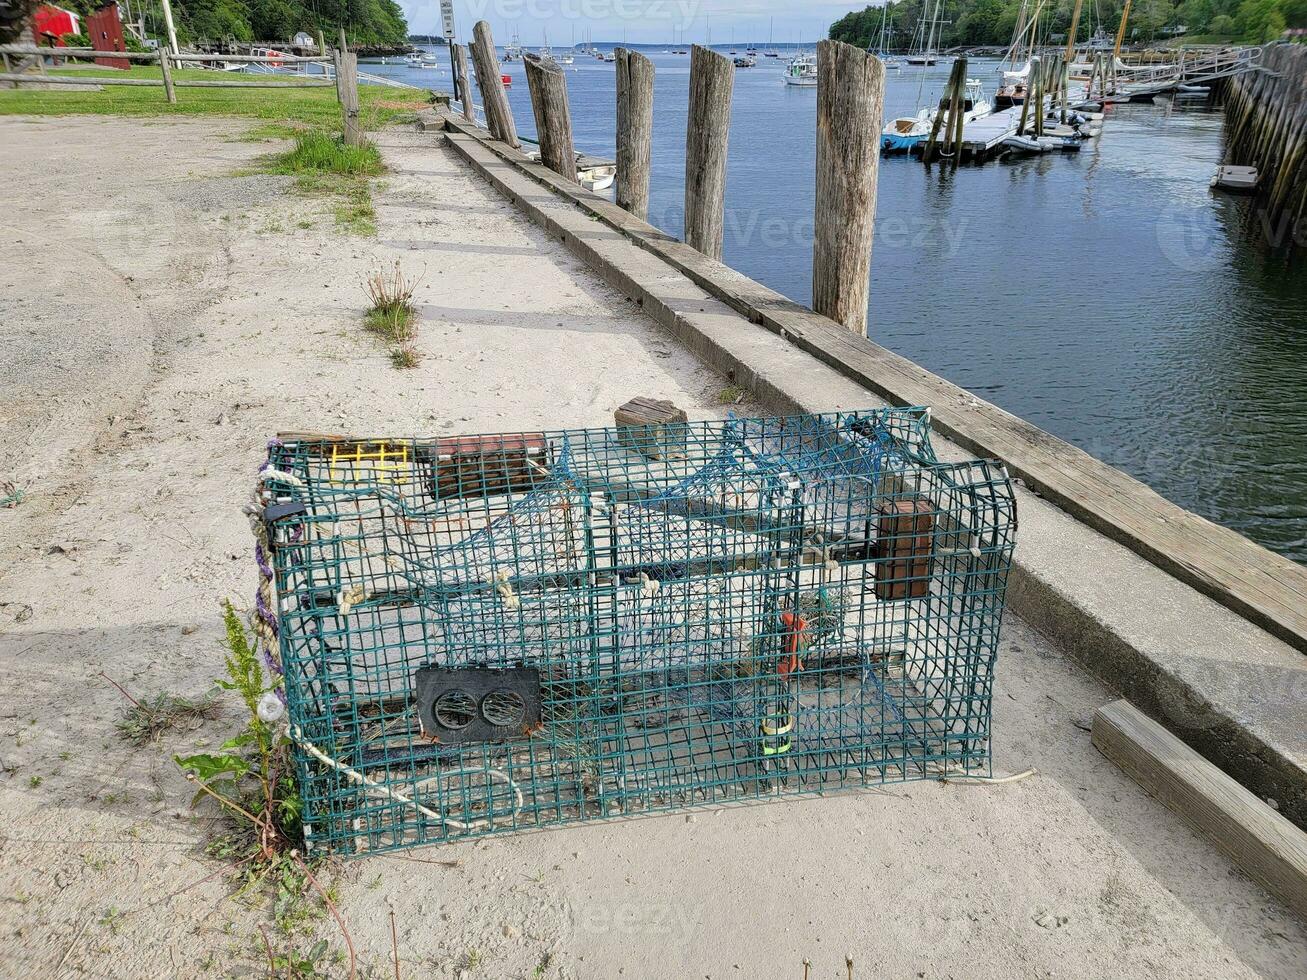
<box><xmin>252</xmin><ymin>409</ymin><xmax>1016</xmax><ymax>856</ymax></box>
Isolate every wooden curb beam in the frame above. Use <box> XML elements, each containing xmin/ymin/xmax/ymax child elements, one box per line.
<box><xmin>615</xmin><ymin>47</ymin><xmax>655</xmax><ymax>220</ymax></box>
<box><xmin>684</xmin><ymin>45</ymin><xmax>734</xmax><ymax>261</ymax></box>
<box><xmin>813</xmin><ymin>40</ymin><xmax>884</xmax><ymax>337</ymax></box>
<box><xmin>523</xmin><ymin>54</ymin><xmax>577</xmax><ymax>182</ymax></box>
<box><xmin>1093</xmin><ymin>700</ymin><xmax>1307</xmax><ymax>922</ymax></box>
<box><xmin>470</xmin><ymin>21</ymin><xmax>518</xmax><ymax>148</ymax></box>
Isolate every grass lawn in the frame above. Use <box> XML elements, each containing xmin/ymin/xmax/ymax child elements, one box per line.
<box><xmin>0</xmin><ymin>65</ymin><xmax>432</xmax><ymax>130</ymax></box>
<box><xmin>0</xmin><ymin>64</ymin><xmax>437</xmax><ymax>237</ymax></box>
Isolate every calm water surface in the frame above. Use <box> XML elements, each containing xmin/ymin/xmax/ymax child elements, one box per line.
<box><xmin>371</xmin><ymin>50</ymin><xmax>1307</xmax><ymax>564</ymax></box>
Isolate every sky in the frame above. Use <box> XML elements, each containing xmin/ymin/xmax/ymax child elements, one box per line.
<box><xmin>401</xmin><ymin>0</ymin><xmax>877</xmax><ymax>46</ymax></box>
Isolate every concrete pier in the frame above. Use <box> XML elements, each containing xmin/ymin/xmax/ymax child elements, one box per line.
<box><xmin>0</xmin><ymin>113</ymin><xmax>1304</xmax><ymax>977</ymax></box>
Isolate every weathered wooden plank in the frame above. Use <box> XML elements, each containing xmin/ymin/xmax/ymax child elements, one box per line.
<box><xmin>684</xmin><ymin>45</ymin><xmax>734</xmax><ymax>261</ymax></box>
<box><xmin>813</xmin><ymin>41</ymin><xmax>884</xmax><ymax>336</ymax></box>
<box><xmin>0</xmin><ymin>73</ymin><xmax>333</xmax><ymax>89</ymax></box>
<box><xmin>437</xmin><ymin>110</ymin><xmax>1307</xmax><ymax>654</ymax></box>
<box><xmin>1093</xmin><ymin>700</ymin><xmax>1307</xmax><ymax>921</ymax></box>
<box><xmin>615</xmin><ymin>47</ymin><xmax>655</xmax><ymax>221</ymax></box>
<box><xmin>470</xmin><ymin>21</ymin><xmax>518</xmax><ymax>148</ymax></box>
<box><xmin>523</xmin><ymin>54</ymin><xmax>577</xmax><ymax>182</ymax></box>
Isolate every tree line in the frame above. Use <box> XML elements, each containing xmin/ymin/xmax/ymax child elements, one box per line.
<box><xmin>829</xmin><ymin>0</ymin><xmax>1307</xmax><ymax>50</ymax></box>
<box><xmin>21</xmin><ymin>0</ymin><xmax>410</xmax><ymax>47</ymax></box>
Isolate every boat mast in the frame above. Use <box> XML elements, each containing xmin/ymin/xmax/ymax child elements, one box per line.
<box><xmin>1112</xmin><ymin>0</ymin><xmax>1133</xmax><ymax>63</ymax></box>
<box><xmin>1064</xmin><ymin>0</ymin><xmax>1084</xmax><ymax>62</ymax></box>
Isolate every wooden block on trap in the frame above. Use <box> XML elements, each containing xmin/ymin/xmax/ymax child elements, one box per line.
<box><xmin>615</xmin><ymin>397</ymin><xmax>688</xmax><ymax>461</ymax></box>
<box><xmin>874</xmin><ymin>497</ymin><xmax>934</xmax><ymax>601</ymax></box>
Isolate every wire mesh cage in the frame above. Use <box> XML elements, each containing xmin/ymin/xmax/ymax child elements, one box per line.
<box><xmin>253</xmin><ymin>409</ymin><xmax>1017</xmax><ymax>856</ymax></box>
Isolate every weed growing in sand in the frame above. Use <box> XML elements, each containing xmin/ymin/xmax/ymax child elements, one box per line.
<box><xmin>364</xmin><ymin>261</ymin><xmax>421</xmax><ymax>341</ymax></box>
<box><xmin>717</xmin><ymin>384</ymin><xmax>746</xmax><ymax>405</ymax></box>
<box><xmin>174</xmin><ymin>602</ymin><xmax>356</xmax><ymax>974</ymax></box>
<box><xmin>263</xmin><ymin>130</ymin><xmax>384</xmax><ymax>236</ymax></box>
<box><xmin>113</xmin><ymin>686</ymin><xmax>221</xmax><ymax>745</ymax></box>
<box><xmin>0</xmin><ymin>481</ymin><xmax>24</xmax><ymax>508</ymax></box>
<box><xmin>364</xmin><ymin>261</ymin><xmax>425</xmax><ymax>368</ymax></box>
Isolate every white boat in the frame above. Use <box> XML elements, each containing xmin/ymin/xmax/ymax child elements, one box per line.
<box><xmin>405</xmin><ymin>52</ymin><xmax>423</xmax><ymax>68</ymax></box>
<box><xmin>1211</xmin><ymin>165</ymin><xmax>1258</xmax><ymax>191</ymax></box>
<box><xmin>503</xmin><ymin>34</ymin><xmax>524</xmax><ymax>62</ymax></box>
<box><xmin>784</xmin><ymin>54</ymin><xmax>817</xmax><ymax>87</ymax></box>
<box><xmin>881</xmin><ymin>78</ymin><xmax>992</xmax><ymax>153</ymax></box>
<box><xmin>579</xmin><ymin>163</ymin><xmax>616</xmax><ymax>192</ymax></box>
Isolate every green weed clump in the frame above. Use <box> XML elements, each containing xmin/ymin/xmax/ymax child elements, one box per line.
<box><xmin>175</xmin><ymin>601</ymin><xmax>356</xmax><ymax>974</ymax></box>
<box><xmin>363</xmin><ymin>261</ymin><xmax>424</xmax><ymax>368</ymax></box>
<box><xmin>116</xmin><ymin>689</ymin><xmax>221</xmax><ymax>745</ymax></box>
<box><xmin>264</xmin><ymin>130</ymin><xmax>383</xmax><ymax>235</ymax></box>
<box><xmin>270</xmin><ymin>131</ymin><xmax>383</xmax><ymax>178</ymax></box>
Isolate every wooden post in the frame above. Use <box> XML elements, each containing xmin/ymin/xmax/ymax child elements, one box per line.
<box><xmin>452</xmin><ymin>43</ymin><xmax>475</xmax><ymax>122</ymax></box>
<box><xmin>812</xmin><ymin>40</ymin><xmax>885</xmax><ymax>338</ymax></box>
<box><xmin>684</xmin><ymin>45</ymin><xmax>734</xmax><ymax>261</ymax></box>
<box><xmin>317</xmin><ymin>30</ymin><xmax>326</xmax><ymax>56</ymax></box>
<box><xmin>1018</xmin><ymin>56</ymin><xmax>1039</xmax><ymax>135</ymax></box>
<box><xmin>1</xmin><ymin>52</ymin><xmax>12</xmax><ymax>90</ymax></box>
<box><xmin>615</xmin><ymin>47</ymin><xmax>655</xmax><ymax>220</ymax></box>
<box><xmin>924</xmin><ymin>58</ymin><xmax>964</xmax><ymax>163</ymax></box>
<box><xmin>951</xmin><ymin>57</ymin><xmax>968</xmax><ymax>165</ymax></box>
<box><xmin>523</xmin><ymin>54</ymin><xmax>577</xmax><ymax>182</ymax></box>
<box><xmin>1064</xmin><ymin>0</ymin><xmax>1085</xmax><ymax>63</ymax></box>
<box><xmin>337</xmin><ymin>30</ymin><xmax>362</xmax><ymax>147</ymax></box>
<box><xmin>470</xmin><ymin>21</ymin><xmax>519</xmax><ymax>147</ymax></box>
<box><xmin>159</xmin><ymin>48</ymin><xmax>176</xmax><ymax>104</ymax></box>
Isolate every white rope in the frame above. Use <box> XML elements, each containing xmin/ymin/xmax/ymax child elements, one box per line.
<box><xmin>933</xmin><ymin>766</ymin><xmax>1039</xmax><ymax>785</ymax></box>
<box><xmin>289</xmin><ymin>725</ymin><xmax>524</xmax><ymax>832</ymax></box>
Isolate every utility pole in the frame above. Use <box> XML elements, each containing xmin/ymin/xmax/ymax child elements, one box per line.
<box><xmin>159</xmin><ymin>0</ymin><xmax>180</xmax><ymax>56</ymax></box>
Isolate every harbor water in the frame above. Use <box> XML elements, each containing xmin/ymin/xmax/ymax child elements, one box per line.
<box><xmin>370</xmin><ymin>49</ymin><xmax>1307</xmax><ymax>565</ymax></box>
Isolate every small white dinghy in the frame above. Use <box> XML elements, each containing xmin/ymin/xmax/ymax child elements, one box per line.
<box><xmin>1210</xmin><ymin>165</ymin><xmax>1259</xmax><ymax>192</ymax></box>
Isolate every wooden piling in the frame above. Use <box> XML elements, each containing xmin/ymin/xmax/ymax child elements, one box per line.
<box><xmin>683</xmin><ymin>45</ymin><xmax>734</xmax><ymax>261</ymax></box>
<box><xmin>812</xmin><ymin>40</ymin><xmax>885</xmax><ymax>337</ymax></box>
<box><xmin>470</xmin><ymin>21</ymin><xmax>519</xmax><ymax>147</ymax></box>
<box><xmin>615</xmin><ymin>47</ymin><xmax>655</xmax><ymax>220</ymax></box>
<box><xmin>452</xmin><ymin>44</ymin><xmax>475</xmax><ymax>123</ymax></box>
<box><xmin>951</xmin><ymin>58</ymin><xmax>968</xmax><ymax>165</ymax></box>
<box><xmin>523</xmin><ymin>54</ymin><xmax>578</xmax><ymax>182</ymax></box>
<box><xmin>924</xmin><ymin>58</ymin><xmax>965</xmax><ymax>163</ymax></box>
<box><xmin>337</xmin><ymin>29</ymin><xmax>362</xmax><ymax>148</ymax></box>
<box><xmin>159</xmin><ymin>48</ymin><xmax>176</xmax><ymax>104</ymax></box>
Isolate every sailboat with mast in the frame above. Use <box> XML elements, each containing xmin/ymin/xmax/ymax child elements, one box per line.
<box><xmin>873</xmin><ymin>3</ymin><xmax>904</xmax><ymax>69</ymax></box>
<box><xmin>994</xmin><ymin>0</ymin><xmax>1045</xmax><ymax>107</ymax></box>
<box><xmin>905</xmin><ymin>0</ymin><xmax>946</xmax><ymax>66</ymax></box>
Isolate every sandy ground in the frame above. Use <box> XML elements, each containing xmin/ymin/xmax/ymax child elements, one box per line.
<box><xmin>0</xmin><ymin>115</ymin><xmax>1304</xmax><ymax>979</ymax></box>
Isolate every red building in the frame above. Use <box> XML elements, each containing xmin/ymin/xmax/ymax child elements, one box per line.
<box><xmin>31</xmin><ymin>4</ymin><xmax>80</xmax><ymax>47</ymax></box>
<box><xmin>86</xmin><ymin>3</ymin><xmax>129</xmax><ymax>70</ymax></box>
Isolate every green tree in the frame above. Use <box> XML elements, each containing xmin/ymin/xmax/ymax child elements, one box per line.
<box><xmin>1236</xmin><ymin>0</ymin><xmax>1286</xmax><ymax>39</ymax></box>
<box><xmin>1282</xmin><ymin>0</ymin><xmax>1307</xmax><ymax>27</ymax></box>
<box><xmin>251</xmin><ymin>0</ymin><xmax>295</xmax><ymax>41</ymax></box>
<box><xmin>1209</xmin><ymin>12</ymin><xmax>1238</xmax><ymax>31</ymax></box>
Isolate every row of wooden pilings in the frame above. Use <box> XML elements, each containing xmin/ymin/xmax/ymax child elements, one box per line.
<box><xmin>1221</xmin><ymin>43</ymin><xmax>1307</xmax><ymax>227</ymax></box>
<box><xmin>453</xmin><ymin>22</ymin><xmax>886</xmax><ymax>337</ymax></box>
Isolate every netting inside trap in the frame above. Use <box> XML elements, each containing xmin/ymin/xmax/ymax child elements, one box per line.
<box><xmin>257</xmin><ymin>409</ymin><xmax>1016</xmax><ymax>856</ymax></box>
